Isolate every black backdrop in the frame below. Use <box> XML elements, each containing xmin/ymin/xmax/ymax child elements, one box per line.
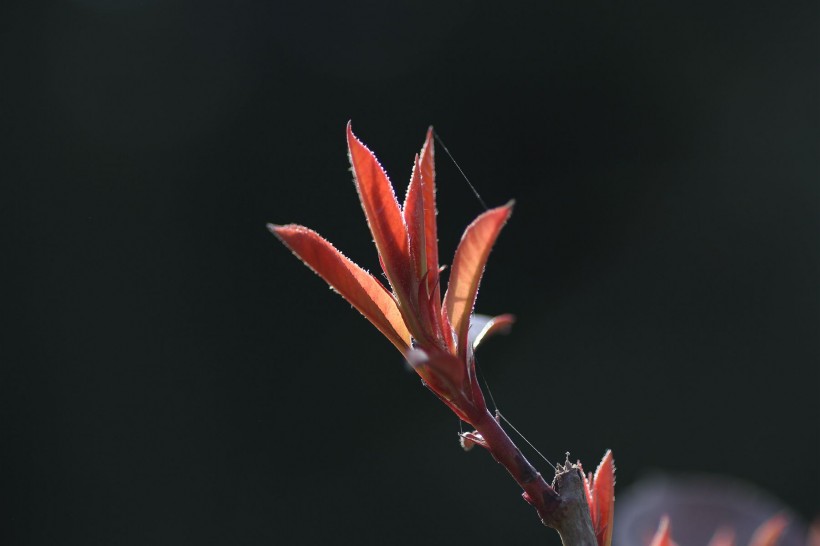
<box><xmin>4</xmin><ymin>1</ymin><xmax>818</xmax><ymax>545</ymax></box>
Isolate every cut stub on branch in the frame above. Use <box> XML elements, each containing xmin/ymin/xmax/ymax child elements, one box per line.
<box><xmin>527</xmin><ymin>455</ymin><xmax>600</xmax><ymax>546</ymax></box>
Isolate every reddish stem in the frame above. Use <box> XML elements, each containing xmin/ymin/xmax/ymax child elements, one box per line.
<box><xmin>471</xmin><ymin>409</ymin><xmax>561</xmax><ymax>524</ymax></box>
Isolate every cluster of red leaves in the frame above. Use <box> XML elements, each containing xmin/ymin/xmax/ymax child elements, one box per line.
<box><xmin>270</xmin><ymin>123</ymin><xmax>512</xmax><ymax>425</ymax></box>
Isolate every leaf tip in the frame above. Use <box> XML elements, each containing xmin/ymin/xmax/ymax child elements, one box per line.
<box><xmin>597</xmin><ymin>449</ymin><xmax>615</xmax><ymax>476</ymax></box>
<box><xmin>268</xmin><ymin>223</ymin><xmax>306</xmax><ymax>240</ymax></box>
<box><xmin>346</xmin><ymin>120</ymin><xmax>360</xmax><ymax>148</ymax></box>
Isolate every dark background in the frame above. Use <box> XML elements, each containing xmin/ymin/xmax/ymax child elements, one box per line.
<box><xmin>3</xmin><ymin>1</ymin><xmax>818</xmax><ymax>545</ymax></box>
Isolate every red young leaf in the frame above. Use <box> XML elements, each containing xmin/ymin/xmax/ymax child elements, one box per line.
<box><xmin>403</xmin><ymin>154</ymin><xmax>428</xmax><ymax>281</ymax></box>
<box><xmin>417</xmin><ymin>127</ymin><xmax>439</xmax><ymax>301</ymax></box>
<box><xmin>346</xmin><ymin>123</ymin><xmax>411</xmax><ymax>302</ymax></box>
<box><xmin>443</xmin><ymin>202</ymin><xmax>513</xmax><ymax>357</ymax></box>
<box><xmin>591</xmin><ymin>449</ymin><xmax>616</xmax><ymax>546</ymax></box>
<box><xmin>403</xmin><ymin>129</ymin><xmax>441</xmax><ymax>341</ymax></box>
<box><xmin>269</xmin><ymin>224</ymin><xmax>411</xmax><ymax>352</ymax></box>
